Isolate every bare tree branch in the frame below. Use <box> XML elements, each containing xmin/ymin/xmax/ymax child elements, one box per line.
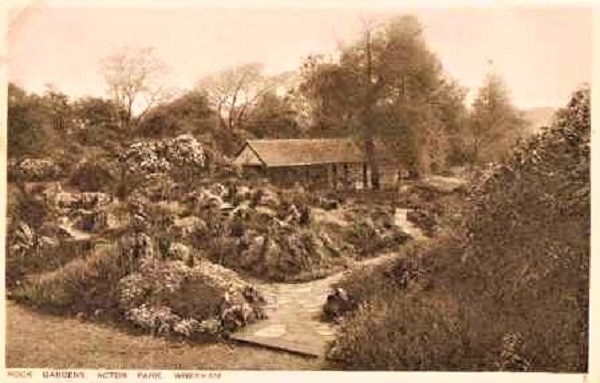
<box><xmin>196</xmin><ymin>63</ymin><xmax>292</xmax><ymax>131</ymax></box>
<box><xmin>99</xmin><ymin>46</ymin><xmax>173</xmax><ymax>130</ymax></box>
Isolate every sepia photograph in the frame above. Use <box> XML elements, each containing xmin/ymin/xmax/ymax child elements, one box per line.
<box><xmin>2</xmin><ymin>0</ymin><xmax>593</xmax><ymax>375</ymax></box>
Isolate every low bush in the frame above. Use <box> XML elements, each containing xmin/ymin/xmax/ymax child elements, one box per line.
<box><xmin>328</xmin><ymin>292</ymin><xmax>466</xmax><ymax>370</ymax></box>
<box><xmin>68</xmin><ymin>158</ymin><xmax>116</xmax><ymax>192</ymax></box>
<box><xmin>345</xmin><ymin>216</ymin><xmax>409</xmax><ymax>257</ymax></box>
<box><xmin>331</xmin><ymin>239</ymin><xmax>446</xmax><ymax>319</ymax></box>
<box><xmin>6</xmin><ymin>237</ymin><xmax>94</xmax><ymax>288</ymax></box>
<box><xmin>12</xmin><ymin>243</ymin><xmax>130</xmax><ymax>314</ymax></box>
<box><xmin>118</xmin><ymin>242</ymin><xmax>267</xmax><ymax>338</ymax></box>
<box><xmin>9</xmin><ymin>190</ymin><xmax>58</xmax><ymax>230</ymax></box>
<box><xmin>5</xmin><ymin>218</ymin><xmax>98</xmax><ymax>289</ymax></box>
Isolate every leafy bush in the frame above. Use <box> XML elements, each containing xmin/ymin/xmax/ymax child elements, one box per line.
<box><xmin>118</xmin><ymin>251</ymin><xmax>266</xmax><ymax>338</ymax></box>
<box><xmin>119</xmin><ymin>134</ymin><xmax>207</xmax><ymax>177</ymax></box>
<box><xmin>331</xmin><ymin>239</ymin><xmax>443</xmax><ymax>318</ymax></box>
<box><xmin>329</xmin><ymin>85</ymin><xmax>590</xmax><ymax>371</ymax></box>
<box><xmin>454</xmin><ymin>84</ymin><xmax>590</xmax><ymax>371</ymax></box>
<box><xmin>345</xmin><ymin>215</ymin><xmax>409</xmax><ymax>257</ymax></box>
<box><xmin>6</xmin><ymin>236</ymin><xmax>93</xmax><ymax>288</ymax></box>
<box><xmin>8</xmin><ymin>190</ymin><xmax>58</xmax><ymax>230</ymax></box>
<box><xmin>12</xmin><ymin>243</ymin><xmax>131</xmax><ymax>314</ymax></box>
<box><xmin>68</xmin><ymin>157</ymin><xmax>117</xmax><ymax>192</ymax></box>
<box><xmin>328</xmin><ymin>292</ymin><xmax>465</xmax><ymax>370</ymax></box>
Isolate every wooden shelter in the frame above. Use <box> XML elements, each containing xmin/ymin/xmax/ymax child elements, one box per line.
<box><xmin>233</xmin><ymin>138</ymin><xmax>401</xmax><ymax>189</ymax></box>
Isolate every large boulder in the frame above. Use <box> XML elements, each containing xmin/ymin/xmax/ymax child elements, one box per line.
<box><xmin>323</xmin><ymin>287</ymin><xmax>354</xmax><ymax>321</ymax></box>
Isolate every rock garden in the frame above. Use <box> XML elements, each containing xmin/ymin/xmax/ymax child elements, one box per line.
<box><xmin>6</xmin><ymin>134</ymin><xmax>434</xmax><ymax>344</ymax></box>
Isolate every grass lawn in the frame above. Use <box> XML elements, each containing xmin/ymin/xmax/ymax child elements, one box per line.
<box><xmin>5</xmin><ymin>302</ymin><xmax>322</xmax><ymax>370</ymax></box>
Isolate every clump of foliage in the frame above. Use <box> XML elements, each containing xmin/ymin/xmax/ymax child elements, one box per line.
<box><xmin>69</xmin><ymin>157</ymin><xmax>117</xmax><ymax>192</ymax></box>
<box><xmin>329</xmin><ymin>290</ymin><xmax>465</xmax><ymax>370</ymax></box>
<box><xmin>344</xmin><ymin>206</ymin><xmax>410</xmax><ymax>257</ymax></box>
<box><xmin>7</xmin><ymin>84</ymin><xmax>51</xmax><ymax>159</ymax></box>
<box><xmin>455</xmin><ymin>84</ymin><xmax>590</xmax><ymax>371</ymax></box>
<box><xmin>6</xmin><ymin>221</ymin><xmax>93</xmax><ymax>289</ymax></box>
<box><xmin>328</xmin><ymin>85</ymin><xmax>590</xmax><ymax>372</ymax></box>
<box><xmin>9</xmin><ymin>158</ymin><xmax>63</xmax><ymax>182</ymax></box>
<box><xmin>12</xmin><ymin>243</ymin><xmax>131</xmax><ymax>314</ymax></box>
<box><xmin>136</xmin><ymin>90</ymin><xmax>216</xmax><ymax>139</ymax></box>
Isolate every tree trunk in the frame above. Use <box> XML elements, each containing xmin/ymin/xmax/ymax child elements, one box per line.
<box><xmin>363</xmin><ymin>27</ymin><xmax>380</xmax><ymax>190</ymax></box>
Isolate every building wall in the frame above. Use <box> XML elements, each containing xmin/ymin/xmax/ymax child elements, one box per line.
<box><xmin>243</xmin><ymin>161</ymin><xmax>401</xmax><ymax>190</ymax></box>
<box><xmin>259</xmin><ymin>163</ymin><xmax>366</xmax><ymax>190</ymax></box>
<box><xmin>378</xmin><ymin>163</ymin><xmax>401</xmax><ymax>189</ymax></box>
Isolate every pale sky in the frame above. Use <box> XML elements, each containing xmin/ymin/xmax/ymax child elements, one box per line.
<box><xmin>7</xmin><ymin>4</ymin><xmax>593</xmax><ymax>109</ymax></box>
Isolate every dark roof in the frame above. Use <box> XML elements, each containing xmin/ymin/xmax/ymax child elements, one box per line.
<box><xmin>235</xmin><ymin>138</ymin><xmax>366</xmax><ymax>167</ymax></box>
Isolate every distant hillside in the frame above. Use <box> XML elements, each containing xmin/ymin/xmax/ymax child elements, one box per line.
<box><xmin>522</xmin><ymin>107</ymin><xmax>558</xmax><ymax>134</ymax></box>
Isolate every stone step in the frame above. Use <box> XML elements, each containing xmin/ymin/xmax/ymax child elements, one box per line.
<box><xmin>230</xmin><ymin>332</ymin><xmax>325</xmax><ymax>358</ymax></box>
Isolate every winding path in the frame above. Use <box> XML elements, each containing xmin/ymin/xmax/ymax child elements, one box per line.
<box><xmin>232</xmin><ymin>208</ymin><xmax>423</xmax><ymax>357</ymax></box>
<box><xmin>231</xmin><ymin>251</ymin><xmax>400</xmax><ymax>357</ymax></box>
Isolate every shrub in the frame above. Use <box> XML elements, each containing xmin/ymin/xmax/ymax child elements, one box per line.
<box><xmin>331</xmin><ymin>239</ymin><xmax>443</xmax><ymax>318</ymax></box>
<box><xmin>329</xmin><ymin>85</ymin><xmax>590</xmax><ymax>371</ymax></box>
<box><xmin>328</xmin><ymin>292</ymin><xmax>466</xmax><ymax>370</ymax></box>
<box><xmin>6</xmin><ymin>236</ymin><xmax>93</xmax><ymax>287</ymax></box>
<box><xmin>68</xmin><ymin>158</ymin><xmax>116</xmax><ymax>192</ymax></box>
<box><xmin>453</xmin><ymin>85</ymin><xmax>590</xmax><ymax>371</ymax></box>
<box><xmin>119</xmin><ymin>256</ymin><xmax>266</xmax><ymax>337</ymax></box>
<box><xmin>345</xmin><ymin>216</ymin><xmax>409</xmax><ymax>257</ymax></box>
<box><xmin>12</xmin><ymin>243</ymin><xmax>131</xmax><ymax>314</ymax></box>
<box><xmin>9</xmin><ymin>191</ymin><xmax>58</xmax><ymax>230</ymax></box>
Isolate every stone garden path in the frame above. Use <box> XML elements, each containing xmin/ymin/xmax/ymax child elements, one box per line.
<box><xmin>231</xmin><ymin>251</ymin><xmax>400</xmax><ymax>358</ymax></box>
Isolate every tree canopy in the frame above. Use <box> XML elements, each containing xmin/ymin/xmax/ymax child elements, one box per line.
<box><xmin>7</xmin><ymin>83</ymin><xmax>48</xmax><ymax>159</ymax></box>
<box><xmin>299</xmin><ymin>15</ymin><xmax>469</xmax><ymax>174</ymax></box>
<box><xmin>466</xmin><ymin>73</ymin><xmax>528</xmax><ymax>164</ymax></box>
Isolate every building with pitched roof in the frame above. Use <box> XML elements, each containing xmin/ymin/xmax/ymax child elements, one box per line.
<box><xmin>233</xmin><ymin>138</ymin><xmax>402</xmax><ymax>189</ymax></box>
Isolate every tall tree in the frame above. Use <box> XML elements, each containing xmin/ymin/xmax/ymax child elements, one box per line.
<box><xmin>299</xmin><ymin>15</ymin><xmax>468</xmax><ymax>175</ymax></box>
<box><xmin>467</xmin><ymin>73</ymin><xmax>528</xmax><ymax>164</ymax></box>
<box><xmin>100</xmin><ymin>46</ymin><xmax>173</xmax><ymax>130</ymax></box>
<box><xmin>298</xmin><ymin>55</ymin><xmax>363</xmax><ymax>136</ymax></box>
<box><xmin>362</xmin><ymin>23</ymin><xmax>380</xmax><ymax>189</ymax></box>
